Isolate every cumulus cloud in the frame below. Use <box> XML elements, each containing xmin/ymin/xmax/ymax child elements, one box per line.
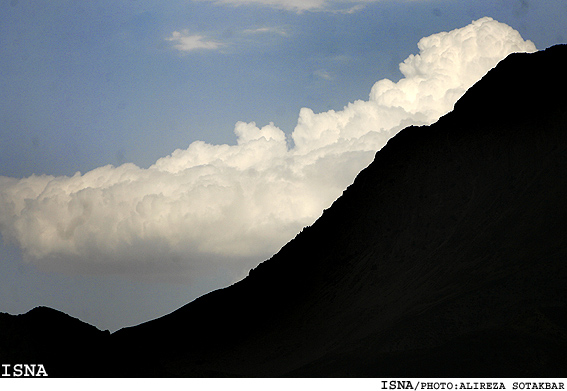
<box><xmin>0</xmin><ymin>18</ymin><xmax>536</xmax><ymax>283</ymax></box>
<box><xmin>166</xmin><ymin>30</ymin><xmax>222</xmax><ymax>52</ymax></box>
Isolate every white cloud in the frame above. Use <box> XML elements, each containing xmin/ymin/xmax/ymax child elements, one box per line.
<box><xmin>313</xmin><ymin>69</ymin><xmax>334</xmax><ymax>80</ymax></box>
<box><xmin>198</xmin><ymin>0</ymin><xmax>327</xmax><ymax>12</ymax></box>
<box><xmin>0</xmin><ymin>18</ymin><xmax>536</xmax><ymax>283</ymax></box>
<box><xmin>167</xmin><ymin>26</ymin><xmax>288</xmax><ymax>54</ymax></box>
<box><xmin>332</xmin><ymin>4</ymin><xmax>366</xmax><ymax>14</ymax></box>
<box><xmin>243</xmin><ymin>27</ymin><xmax>289</xmax><ymax>36</ymax></box>
<box><xmin>166</xmin><ymin>30</ymin><xmax>222</xmax><ymax>52</ymax></box>
<box><xmin>192</xmin><ymin>0</ymin><xmax>409</xmax><ymax>12</ymax></box>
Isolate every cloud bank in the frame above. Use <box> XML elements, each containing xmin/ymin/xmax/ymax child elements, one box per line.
<box><xmin>0</xmin><ymin>18</ymin><xmax>536</xmax><ymax>282</ymax></box>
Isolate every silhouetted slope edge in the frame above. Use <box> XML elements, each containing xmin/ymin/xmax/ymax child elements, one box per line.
<box><xmin>110</xmin><ymin>44</ymin><xmax>567</xmax><ymax>377</ymax></box>
<box><xmin>0</xmin><ymin>306</ymin><xmax>110</xmax><ymax>377</ymax></box>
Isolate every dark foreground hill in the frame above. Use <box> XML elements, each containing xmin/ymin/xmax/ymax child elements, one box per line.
<box><xmin>0</xmin><ymin>307</ymin><xmax>109</xmax><ymax>376</ymax></box>
<box><xmin>2</xmin><ymin>44</ymin><xmax>567</xmax><ymax>377</ymax></box>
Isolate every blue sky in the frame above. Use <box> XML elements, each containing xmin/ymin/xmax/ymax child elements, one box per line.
<box><xmin>3</xmin><ymin>0</ymin><xmax>564</xmax><ymax>178</ymax></box>
<box><xmin>1</xmin><ymin>0</ymin><xmax>566</xmax><ymax>331</ymax></box>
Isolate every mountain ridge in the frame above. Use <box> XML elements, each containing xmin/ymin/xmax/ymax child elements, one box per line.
<box><xmin>0</xmin><ymin>306</ymin><xmax>110</xmax><ymax>376</ymax></box>
<box><xmin>1</xmin><ymin>44</ymin><xmax>566</xmax><ymax>377</ymax></box>
<box><xmin>111</xmin><ymin>44</ymin><xmax>567</xmax><ymax>376</ymax></box>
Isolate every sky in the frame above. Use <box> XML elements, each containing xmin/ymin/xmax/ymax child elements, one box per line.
<box><xmin>1</xmin><ymin>0</ymin><xmax>566</xmax><ymax>332</ymax></box>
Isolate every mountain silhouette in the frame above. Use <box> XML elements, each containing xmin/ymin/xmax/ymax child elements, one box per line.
<box><xmin>0</xmin><ymin>306</ymin><xmax>109</xmax><ymax>376</ymax></box>
<box><xmin>1</xmin><ymin>44</ymin><xmax>567</xmax><ymax>377</ymax></box>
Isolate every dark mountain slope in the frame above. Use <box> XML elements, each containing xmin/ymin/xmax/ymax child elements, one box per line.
<box><xmin>110</xmin><ymin>44</ymin><xmax>567</xmax><ymax>377</ymax></box>
<box><xmin>0</xmin><ymin>306</ymin><xmax>110</xmax><ymax>376</ymax></box>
